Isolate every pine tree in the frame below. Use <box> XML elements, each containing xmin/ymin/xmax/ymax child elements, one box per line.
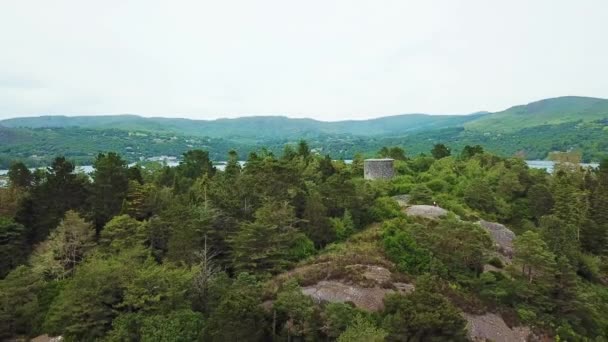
<box><xmin>513</xmin><ymin>231</ymin><xmax>556</xmax><ymax>283</ymax></box>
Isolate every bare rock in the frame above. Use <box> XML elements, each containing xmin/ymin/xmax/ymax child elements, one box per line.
<box><xmin>302</xmin><ymin>279</ymin><xmax>414</xmax><ymax>311</ymax></box>
<box><xmin>464</xmin><ymin>313</ymin><xmax>530</xmax><ymax>342</ymax></box>
<box><xmin>31</xmin><ymin>335</ymin><xmax>63</xmax><ymax>342</ymax></box>
<box><xmin>478</xmin><ymin>220</ymin><xmax>516</xmax><ymax>258</ymax></box>
<box><xmin>405</xmin><ymin>205</ymin><xmax>448</xmax><ymax>219</ymax></box>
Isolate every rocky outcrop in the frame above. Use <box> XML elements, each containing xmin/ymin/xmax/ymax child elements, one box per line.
<box><xmin>300</xmin><ymin>265</ymin><xmax>414</xmax><ymax>311</ymax></box>
<box><xmin>464</xmin><ymin>313</ymin><xmax>531</xmax><ymax>342</ymax></box>
<box><xmin>405</xmin><ymin>205</ymin><xmax>448</xmax><ymax>219</ymax></box>
<box><xmin>478</xmin><ymin>220</ymin><xmax>516</xmax><ymax>258</ymax></box>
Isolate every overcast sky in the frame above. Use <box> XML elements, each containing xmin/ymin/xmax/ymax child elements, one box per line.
<box><xmin>1</xmin><ymin>0</ymin><xmax>607</xmax><ymax>121</ymax></box>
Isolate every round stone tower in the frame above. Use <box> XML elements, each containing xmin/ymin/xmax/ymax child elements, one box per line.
<box><xmin>364</xmin><ymin>158</ymin><xmax>395</xmax><ymax>180</ymax></box>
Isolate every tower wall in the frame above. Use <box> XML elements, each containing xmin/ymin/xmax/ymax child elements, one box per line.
<box><xmin>364</xmin><ymin>159</ymin><xmax>395</xmax><ymax>180</ymax></box>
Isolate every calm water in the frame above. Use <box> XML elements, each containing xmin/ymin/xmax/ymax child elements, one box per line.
<box><xmin>0</xmin><ymin>159</ymin><xmax>598</xmax><ymax>176</ymax></box>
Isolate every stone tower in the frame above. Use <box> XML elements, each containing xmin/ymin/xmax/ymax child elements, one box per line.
<box><xmin>364</xmin><ymin>158</ymin><xmax>395</xmax><ymax>180</ymax></box>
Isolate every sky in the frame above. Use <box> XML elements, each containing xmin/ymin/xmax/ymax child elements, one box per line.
<box><xmin>1</xmin><ymin>0</ymin><xmax>607</xmax><ymax>121</ymax></box>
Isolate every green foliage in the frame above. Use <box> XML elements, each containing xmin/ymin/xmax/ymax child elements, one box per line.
<box><xmin>30</xmin><ymin>211</ymin><xmax>96</xmax><ymax>280</ymax></box>
<box><xmin>204</xmin><ymin>273</ymin><xmax>265</xmax><ymax>342</ymax></box>
<box><xmin>90</xmin><ymin>152</ymin><xmax>129</xmax><ymax>229</ymax></box>
<box><xmin>431</xmin><ymin>143</ymin><xmax>451</xmax><ymax>159</ymax></box>
<box><xmin>338</xmin><ymin>315</ymin><xmax>387</xmax><ymax>342</ymax></box>
<box><xmin>0</xmin><ymin>266</ymin><xmax>45</xmax><ymax>339</ymax></box>
<box><xmin>0</xmin><ymin>218</ymin><xmax>27</xmax><ymax>278</ymax></box>
<box><xmin>409</xmin><ymin>184</ymin><xmax>433</xmax><ymax>204</ymax></box>
<box><xmin>382</xmin><ymin>275</ymin><xmax>468</xmax><ymax>341</ymax></box>
<box><xmin>331</xmin><ymin>210</ymin><xmax>355</xmax><ymax>241</ymax></box>
<box><xmin>370</xmin><ymin>196</ymin><xmax>402</xmax><ymax>221</ymax></box>
<box><xmin>2</xmin><ymin>143</ymin><xmax>608</xmax><ymax>341</ymax></box>
<box><xmin>378</xmin><ymin>146</ymin><xmax>407</xmax><ymax>160</ymax></box>
<box><xmin>273</xmin><ymin>279</ymin><xmax>315</xmax><ymax>339</ymax></box>
<box><xmin>382</xmin><ymin>219</ymin><xmax>432</xmax><ymax>274</ymax></box>
<box><xmin>231</xmin><ymin>201</ymin><xmax>300</xmax><ymax>274</ymax></box>
<box><xmin>99</xmin><ymin>215</ymin><xmax>146</xmax><ymax>254</ymax></box>
<box><xmin>513</xmin><ymin>231</ymin><xmax>556</xmax><ymax>284</ymax></box>
<box><xmin>7</xmin><ymin>161</ymin><xmax>32</xmax><ymax>188</ymax></box>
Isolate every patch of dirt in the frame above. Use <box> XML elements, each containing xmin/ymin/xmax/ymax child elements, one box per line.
<box><xmin>464</xmin><ymin>313</ymin><xmax>531</xmax><ymax>342</ymax></box>
<box><xmin>405</xmin><ymin>205</ymin><xmax>448</xmax><ymax>219</ymax></box>
<box><xmin>478</xmin><ymin>220</ymin><xmax>515</xmax><ymax>259</ymax></box>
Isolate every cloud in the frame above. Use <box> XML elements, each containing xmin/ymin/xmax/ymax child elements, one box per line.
<box><xmin>0</xmin><ymin>0</ymin><xmax>607</xmax><ymax>120</ymax></box>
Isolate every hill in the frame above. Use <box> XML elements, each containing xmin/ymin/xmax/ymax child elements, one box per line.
<box><xmin>464</xmin><ymin>96</ymin><xmax>608</xmax><ymax>132</ymax></box>
<box><xmin>0</xmin><ymin>113</ymin><xmax>483</xmax><ymax>139</ymax></box>
<box><xmin>1</xmin><ymin>96</ymin><xmax>607</xmax><ymax>167</ymax></box>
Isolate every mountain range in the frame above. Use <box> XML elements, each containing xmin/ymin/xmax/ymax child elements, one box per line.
<box><xmin>0</xmin><ymin>96</ymin><xmax>606</xmax><ymax>167</ymax></box>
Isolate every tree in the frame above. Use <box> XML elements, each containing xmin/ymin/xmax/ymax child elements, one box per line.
<box><xmin>297</xmin><ymin>140</ymin><xmax>311</xmax><ymax>159</ymax></box>
<box><xmin>44</xmin><ymin>255</ymin><xmax>131</xmax><ymax>340</ymax></box>
<box><xmin>165</xmin><ymin>205</ymin><xmax>220</xmax><ymax>266</ymax></box>
<box><xmin>30</xmin><ymin>211</ymin><xmax>96</xmax><ymax>280</ymax></box>
<box><xmin>7</xmin><ymin>161</ymin><xmax>32</xmax><ymax>188</ymax></box>
<box><xmin>539</xmin><ymin>215</ymin><xmax>578</xmax><ymax>262</ymax></box>
<box><xmin>99</xmin><ymin>215</ymin><xmax>147</xmax><ymax>254</ymax></box>
<box><xmin>0</xmin><ymin>218</ymin><xmax>27</xmax><ymax>278</ymax></box>
<box><xmin>322</xmin><ymin>303</ymin><xmax>363</xmax><ymax>339</ymax></box>
<box><xmin>431</xmin><ymin>144</ymin><xmax>451</xmax><ymax>160</ymax></box>
<box><xmin>231</xmin><ymin>201</ymin><xmax>300</xmax><ymax>274</ymax></box>
<box><xmin>0</xmin><ymin>266</ymin><xmax>44</xmax><ymax>339</ymax></box>
<box><xmin>302</xmin><ymin>190</ymin><xmax>332</xmax><ymax>247</ymax></box>
<box><xmin>331</xmin><ymin>210</ymin><xmax>355</xmax><ymax>241</ymax></box>
<box><xmin>338</xmin><ymin>315</ymin><xmax>386</xmax><ymax>342</ymax></box>
<box><xmin>120</xmin><ymin>262</ymin><xmax>194</xmax><ymax>314</ymax></box>
<box><xmin>177</xmin><ymin>149</ymin><xmax>215</xmax><ymax>180</ymax></box>
<box><xmin>319</xmin><ymin>154</ymin><xmax>336</xmax><ymax>179</ymax></box>
<box><xmin>551</xmin><ymin>170</ymin><xmax>588</xmax><ymax>237</ymax></box>
<box><xmin>127</xmin><ymin>165</ymin><xmax>144</xmax><ymax>184</ymax></box>
<box><xmin>224</xmin><ymin>149</ymin><xmax>241</xmax><ymax>177</ymax></box>
<box><xmin>205</xmin><ymin>273</ymin><xmax>265</xmax><ymax>342</ymax></box>
<box><xmin>464</xmin><ymin>180</ymin><xmax>497</xmax><ymax>213</ymax></box>
<box><xmin>15</xmin><ymin>157</ymin><xmax>89</xmax><ymax>244</ymax></box>
<box><xmin>273</xmin><ymin>279</ymin><xmax>315</xmax><ymax>340</ymax></box>
<box><xmin>409</xmin><ymin>184</ymin><xmax>433</xmax><ymax>204</ymax></box>
<box><xmin>382</xmin><ymin>275</ymin><xmax>468</xmax><ymax>341</ymax></box>
<box><xmin>90</xmin><ymin>152</ymin><xmax>129</xmax><ymax>230</ymax></box>
<box><xmin>461</xmin><ymin>145</ymin><xmax>484</xmax><ymax>159</ymax></box>
<box><xmin>382</xmin><ymin>219</ymin><xmax>432</xmax><ymax>274</ymax></box>
<box><xmin>527</xmin><ymin>183</ymin><xmax>554</xmax><ymax>222</ymax></box>
<box><xmin>378</xmin><ymin>146</ymin><xmax>406</xmax><ymax>160</ymax></box>
<box><xmin>513</xmin><ymin>231</ymin><xmax>556</xmax><ymax>283</ymax></box>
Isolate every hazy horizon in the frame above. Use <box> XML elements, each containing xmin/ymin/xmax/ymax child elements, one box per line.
<box><xmin>2</xmin><ymin>0</ymin><xmax>607</xmax><ymax>120</ymax></box>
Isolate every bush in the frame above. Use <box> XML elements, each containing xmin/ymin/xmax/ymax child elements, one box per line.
<box><xmin>488</xmin><ymin>256</ymin><xmax>504</xmax><ymax>269</ymax></box>
<box><xmin>370</xmin><ymin>197</ymin><xmax>402</xmax><ymax>221</ymax></box>
<box><xmin>426</xmin><ymin>179</ymin><xmax>449</xmax><ymax>193</ymax></box>
<box><xmin>409</xmin><ymin>184</ymin><xmax>433</xmax><ymax>204</ymax></box>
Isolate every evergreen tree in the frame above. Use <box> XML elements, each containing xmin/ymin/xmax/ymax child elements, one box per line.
<box><xmin>513</xmin><ymin>231</ymin><xmax>556</xmax><ymax>283</ymax></box>
<box><xmin>0</xmin><ymin>218</ymin><xmax>27</xmax><ymax>278</ymax></box>
<box><xmin>90</xmin><ymin>152</ymin><xmax>129</xmax><ymax>230</ymax></box>
<box><xmin>303</xmin><ymin>190</ymin><xmax>332</xmax><ymax>247</ymax></box>
<box><xmin>231</xmin><ymin>201</ymin><xmax>299</xmax><ymax>274</ymax></box>
<box><xmin>7</xmin><ymin>161</ymin><xmax>32</xmax><ymax>188</ymax></box>
<box><xmin>431</xmin><ymin>144</ymin><xmax>451</xmax><ymax>159</ymax></box>
<box><xmin>30</xmin><ymin>211</ymin><xmax>96</xmax><ymax>280</ymax></box>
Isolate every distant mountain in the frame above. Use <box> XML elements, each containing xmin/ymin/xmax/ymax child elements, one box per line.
<box><xmin>3</xmin><ymin>96</ymin><xmax>606</xmax><ymax>138</ymax></box>
<box><xmin>464</xmin><ymin>96</ymin><xmax>608</xmax><ymax>132</ymax></box>
<box><xmin>1</xmin><ymin>96</ymin><xmax>607</xmax><ymax>168</ymax></box>
<box><xmin>0</xmin><ymin>113</ymin><xmax>484</xmax><ymax>139</ymax></box>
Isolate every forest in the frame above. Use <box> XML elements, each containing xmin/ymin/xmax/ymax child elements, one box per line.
<box><xmin>1</xmin><ymin>142</ymin><xmax>607</xmax><ymax>341</ymax></box>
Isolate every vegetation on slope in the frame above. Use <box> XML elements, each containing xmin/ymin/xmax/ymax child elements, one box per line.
<box><xmin>465</xmin><ymin>96</ymin><xmax>608</xmax><ymax>132</ymax></box>
<box><xmin>1</xmin><ymin>142</ymin><xmax>607</xmax><ymax>341</ymax></box>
